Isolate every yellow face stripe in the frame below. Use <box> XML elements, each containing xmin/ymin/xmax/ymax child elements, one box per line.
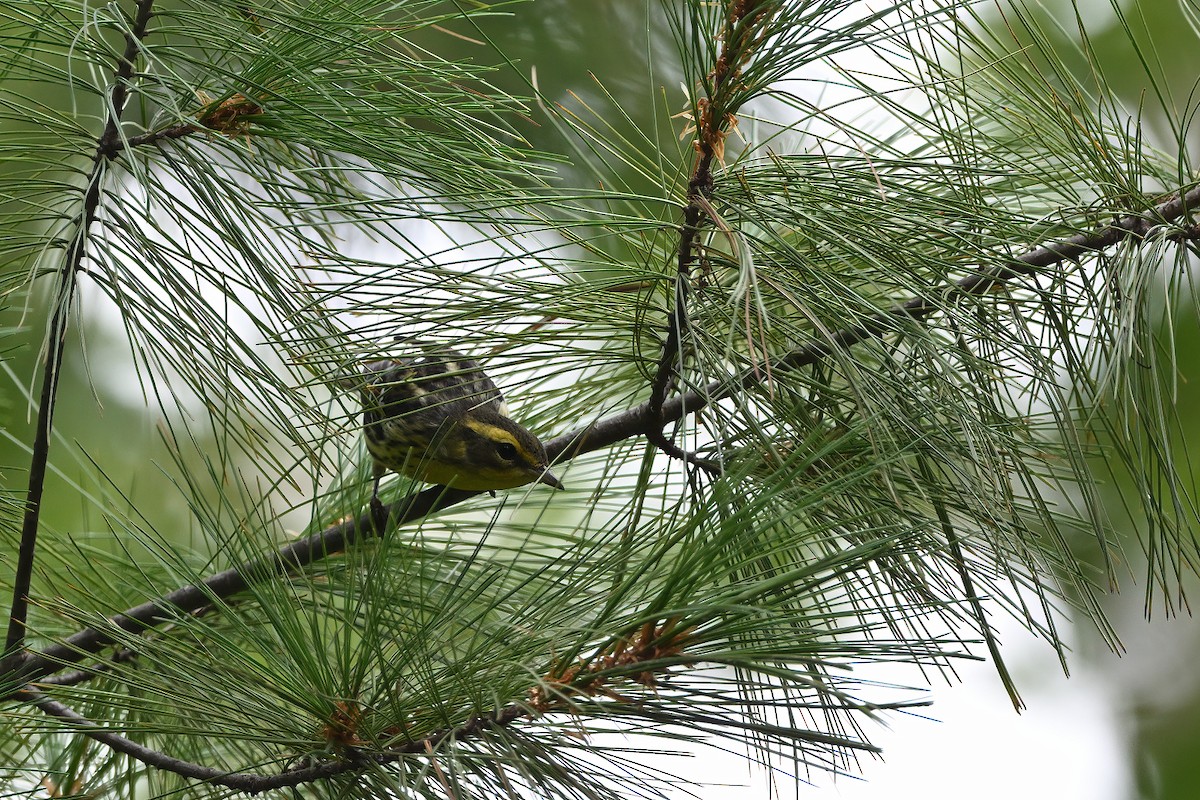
<box><xmin>460</xmin><ymin>416</ymin><xmax>520</xmax><ymax>448</ymax></box>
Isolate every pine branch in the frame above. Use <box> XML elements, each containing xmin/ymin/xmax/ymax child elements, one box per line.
<box><xmin>663</xmin><ymin>181</ymin><xmax>1200</xmax><ymax>422</ymax></box>
<box><xmin>17</xmin><ymin>618</ymin><xmax>883</xmax><ymax>790</ymax></box>
<box><xmin>17</xmin><ymin>687</ymin><xmax>388</xmax><ymax>791</ymax></box>
<box><xmin>646</xmin><ymin>1</ymin><xmax>773</xmax><ymax>473</ymax></box>
<box><xmin>2</xmin><ymin>0</ymin><xmax>158</xmax><ymax>673</ymax></box>
<box><xmin>7</xmin><ymin>179</ymin><xmax>1198</xmax><ymax>693</ymax></box>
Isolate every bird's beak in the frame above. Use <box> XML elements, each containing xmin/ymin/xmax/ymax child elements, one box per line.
<box><xmin>538</xmin><ymin>470</ymin><xmax>564</xmax><ymax>490</ymax></box>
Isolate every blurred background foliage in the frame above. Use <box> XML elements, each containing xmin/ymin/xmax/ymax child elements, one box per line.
<box><xmin>2</xmin><ymin>0</ymin><xmax>1200</xmax><ymax>797</ymax></box>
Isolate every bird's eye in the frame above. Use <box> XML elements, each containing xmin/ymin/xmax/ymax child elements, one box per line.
<box><xmin>496</xmin><ymin>442</ymin><xmax>518</xmax><ymax>461</ymax></box>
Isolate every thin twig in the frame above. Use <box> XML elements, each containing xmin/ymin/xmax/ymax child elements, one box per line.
<box><xmin>19</xmin><ymin>688</ymin><xmax>325</xmax><ymax>788</ymax></box>
<box><xmin>15</xmin><ymin>687</ymin><xmax>527</xmax><ymax>792</ymax></box>
<box><xmin>8</xmin><ymin>180</ymin><xmax>1199</xmax><ymax>692</ymax></box>
<box><xmin>2</xmin><ymin>0</ymin><xmax>158</xmax><ymax>673</ymax></box>
<box><xmin>645</xmin><ymin>2</ymin><xmax>772</xmax><ymax>471</ymax></box>
<box><xmin>123</xmin><ymin>123</ymin><xmax>199</xmax><ymax>149</ymax></box>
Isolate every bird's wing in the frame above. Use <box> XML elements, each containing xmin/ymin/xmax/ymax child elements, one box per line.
<box><xmin>363</xmin><ymin>349</ymin><xmax>509</xmax><ymax>419</ymax></box>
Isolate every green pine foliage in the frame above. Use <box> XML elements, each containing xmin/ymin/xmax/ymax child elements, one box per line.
<box><xmin>1</xmin><ymin>0</ymin><xmax>1197</xmax><ymax>797</ymax></box>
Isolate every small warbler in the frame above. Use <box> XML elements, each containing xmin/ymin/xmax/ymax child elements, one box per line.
<box><xmin>352</xmin><ymin>349</ymin><xmax>563</xmax><ymax>513</ymax></box>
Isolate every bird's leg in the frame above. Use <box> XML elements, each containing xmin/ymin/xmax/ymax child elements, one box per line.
<box><xmin>370</xmin><ymin>462</ymin><xmax>389</xmax><ymax>529</ymax></box>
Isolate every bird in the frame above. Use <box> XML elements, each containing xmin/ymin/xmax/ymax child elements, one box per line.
<box><xmin>350</xmin><ymin>348</ymin><xmax>562</xmax><ymax>518</ymax></box>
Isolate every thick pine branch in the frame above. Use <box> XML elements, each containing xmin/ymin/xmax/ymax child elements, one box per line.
<box><xmin>8</xmin><ymin>179</ymin><xmax>1199</xmax><ymax>693</ymax></box>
